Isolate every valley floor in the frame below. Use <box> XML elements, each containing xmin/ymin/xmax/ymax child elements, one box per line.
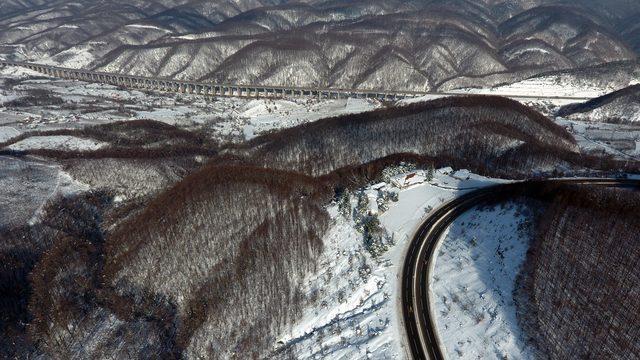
<box><xmin>0</xmin><ymin>66</ymin><xmax>378</xmax><ymax>145</ymax></box>
<box><xmin>3</xmin><ymin>64</ymin><xmax>638</xmax><ymax>162</ymax></box>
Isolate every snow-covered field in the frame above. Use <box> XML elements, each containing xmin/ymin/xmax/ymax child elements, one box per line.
<box><xmin>0</xmin><ymin>65</ymin><xmax>379</xmax><ymax>144</ymax></box>
<box><xmin>456</xmin><ymin>77</ymin><xmax>615</xmax><ymax>101</ymax></box>
<box><xmin>8</xmin><ymin>135</ymin><xmax>108</xmax><ymax>151</ymax></box>
<box><xmin>237</xmin><ymin>98</ymin><xmax>377</xmax><ymax>139</ymax></box>
<box><xmin>398</xmin><ymin>77</ymin><xmax>610</xmax><ymax>127</ymax></box>
<box><xmin>555</xmin><ymin>118</ymin><xmax>640</xmax><ymax>159</ymax></box>
<box><xmin>0</xmin><ymin>126</ymin><xmax>20</xmax><ymax>142</ymax></box>
<box><xmin>579</xmin><ymin>103</ymin><xmax>640</xmax><ymax>123</ymax></box>
<box><xmin>277</xmin><ymin>168</ymin><xmax>529</xmax><ymax>359</ymax></box>
<box><xmin>432</xmin><ymin>201</ymin><xmax>537</xmax><ymax>359</ymax></box>
<box><xmin>401</xmin><ymin>76</ymin><xmax>611</xmax><ymax>109</ymax></box>
<box><xmin>0</xmin><ymin>156</ymin><xmax>87</xmax><ymax>228</ymax></box>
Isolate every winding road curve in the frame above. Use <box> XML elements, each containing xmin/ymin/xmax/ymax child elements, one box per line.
<box><xmin>402</xmin><ymin>178</ymin><xmax>640</xmax><ymax>360</ymax></box>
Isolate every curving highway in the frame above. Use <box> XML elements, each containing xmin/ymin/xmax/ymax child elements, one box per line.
<box><xmin>402</xmin><ymin>178</ymin><xmax>640</xmax><ymax>360</ymax></box>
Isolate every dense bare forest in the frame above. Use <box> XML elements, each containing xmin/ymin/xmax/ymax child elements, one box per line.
<box><xmin>0</xmin><ymin>120</ymin><xmax>218</xmax><ymax>159</ymax></box>
<box><xmin>241</xmin><ymin>96</ymin><xmax>625</xmax><ymax>181</ymax></box>
<box><xmin>519</xmin><ymin>185</ymin><xmax>640</xmax><ymax>359</ymax></box>
<box><xmin>1</xmin><ymin>164</ymin><xmax>331</xmax><ymax>359</ymax></box>
<box><xmin>2</xmin><ymin>95</ymin><xmax>639</xmax><ymax>358</ymax></box>
<box><xmin>104</xmin><ymin>166</ymin><xmax>330</xmax><ymax>359</ymax></box>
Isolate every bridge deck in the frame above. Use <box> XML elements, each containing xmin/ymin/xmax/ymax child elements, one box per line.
<box><xmin>0</xmin><ymin>61</ymin><xmax>427</xmax><ymax>100</ymax></box>
<box><xmin>0</xmin><ymin>61</ymin><xmax>594</xmax><ymax>102</ymax></box>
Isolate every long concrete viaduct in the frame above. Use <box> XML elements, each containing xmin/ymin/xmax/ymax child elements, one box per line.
<box><xmin>0</xmin><ymin>60</ymin><xmax>424</xmax><ymax>101</ymax></box>
<box><xmin>0</xmin><ymin>61</ymin><xmax>597</xmax><ymax>102</ymax></box>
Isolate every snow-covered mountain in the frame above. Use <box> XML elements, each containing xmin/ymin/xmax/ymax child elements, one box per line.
<box><xmin>1</xmin><ymin>0</ymin><xmax>638</xmax><ymax>91</ymax></box>
<box><xmin>89</xmin><ymin>2</ymin><xmax>638</xmax><ymax>91</ymax></box>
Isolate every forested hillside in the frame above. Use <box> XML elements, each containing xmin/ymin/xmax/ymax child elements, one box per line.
<box><xmin>104</xmin><ymin>166</ymin><xmax>330</xmax><ymax>359</ymax></box>
<box><xmin>1</xmin><ymin>92</ymin><xmax>639</xmax><ymax>358</ymax></box>
<box><xmin>6</xmin><ymin>165</ymin><xmax>330</xmax><ymax>359</ymax></box>
<box><xmin>557</xmin><ymin>84</ymin><xmax>640</xmax><ymax>123</ymax></box>
<box><xmin>243</xmin><ymin>96</ymin><xmax>579</xmax><ymax>178</ymax></box>
<box><xmin>2</xmin><ymin>0</ymin><xmax>639</xmax><ymax>91</ymax></box>
<box><xmin>520</xmin><ymin>185</ymin><xmax>640</xmax><ymax>360</ymax></box>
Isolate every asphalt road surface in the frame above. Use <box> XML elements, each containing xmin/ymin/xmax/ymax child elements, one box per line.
<box><xmin>402</xmin><ymin>178</ymin><xmax>640</xmax><ymax>360</ymax></box>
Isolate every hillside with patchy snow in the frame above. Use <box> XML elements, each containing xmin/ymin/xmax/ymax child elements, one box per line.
<box><xmin>557</xmin><ymin>84</ymin><xmax>640</xmax><ymax>123</ymax></box>
<box><xmin>276</xmin><ymin>167</ymin><xmax>521</xmax><ymax>359</ymax></box>
<box><xmin>2</xmin><ymin>20</ymin><xmax>640</xmax><ymax>356</ymax></box>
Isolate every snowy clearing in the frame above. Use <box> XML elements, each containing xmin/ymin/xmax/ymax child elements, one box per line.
<box><xmin>401</xmin><ymin>76</ymin><xmax>608</xmax><ymax>108</ymax></box>
<box><xmin>457</xmin><ymin>77</ymin><xmax>612</xmax><ymax>102</ymax></box>
<box><xmin>126</xmin><ymin>24</ymin><xmax>171</xmax><ymax>32</ymax></box>
<box><xmin>239</xmin><ymin>98</ymin><xmax>378</xmax><ymax>139</ymax></box>
<box><xmin>0</xmin><ymin>126</ymin><xmax>20</xmax><ymax>142</ymax></box>
<box><xmin>0</xmin><ymin>66</ymin><xmax>379</xmax><ymax>143</ymax></box>
<box><xmin>7</xmin><ymin>135</ymin><xmax>109</xmax><ymax>151</ymax></box>
<box><xmin>431</xmin><ymin>201</ymin><xmax>537</xmax><ymax>359</ymax></box>
<box><xmin>555</xmin><ymin>118</ymin><xmax>640</xmax><ymax>159</ymax></box>
<box><xmin>0</xmin><ymin>156</ymin><xmax>87</xmax><ymax>228</ymax></box>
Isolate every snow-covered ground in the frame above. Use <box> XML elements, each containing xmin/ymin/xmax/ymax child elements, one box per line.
<box><xmin>0</xmin><ymin>126</ymin><xmax>20</xmax><ymax>142</ymax></box>
<box><xmin>0</xmin><ymin>65</ymin><xmax>379</xmax><ymax>144</ymax></box>
<box><xmin>581</xmin><ymin>102</ymin><xmax>640</xmax><ymax>123</ymax></box>
<box><xmin>0</xmin><ymin>156</ymin><xmax>88</xmax><ymax>228</ymax></box>
<box><xmin>38</xmin><ymin>45</ymin><xmax>97</xmax><ymax>69</ymax></box>
<box><xmin>400</xmin><ymin>76</ymin><xmax>609</xmax><ymax>109</ymax></box>
<box><xmin>432</xmin><ymin>201</ymin><xmax>537</xmax><ymax>359</ymax></box>
<box><xmin>397</xmin><ymin>80</ymin><xmax>597</xmax><ymax>125</ymax></box>
<box><xmin>455</xmin><ymin>77</ymin><xmax>614</xmax><ymax>102</ymax></box>
<box><xmin>555</xmin><ymin>118</ymin><xmax>640</xmax><ymax>159</ymax></box>
<box><xmin>238</xmin><ymin>98</ymin><xmax>377</xmax><ymax>139</ymax></box>
<box><xmin>8</xmin><ymin>135</ymin><xmax>108</xmax><ymax>151</ymax></box>
<box><xmin>277</xmin><ymin>168</ymin><xmax>529</xmax><ymax>359</ymax></box>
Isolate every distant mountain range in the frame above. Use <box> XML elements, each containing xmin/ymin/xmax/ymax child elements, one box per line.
<box><xmin>1</xmin><ymin>0</ymin><xmax>639</xmax><ymax>91</ymax></box>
